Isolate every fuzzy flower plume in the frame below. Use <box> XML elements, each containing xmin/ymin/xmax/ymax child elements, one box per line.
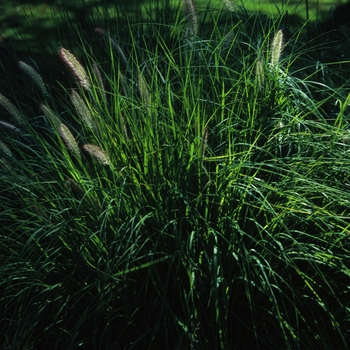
<box><xmin>82</xmin><ymin>144</ymin><xmax>110</xmax><ymax>165</ymax></box>
<box><xmin>200</xmin><ymin>126</ymin><xmax>208</xmax><ymax>158</ymax></box>
<box><xmin>18</xmin><ymin>61</ymin><xmax>48</xmax><ymax>96</ymax></box>
<box><xmin>138</xmin><ymin>72</ymin><xmax>151</xmax><ymax>106</ymax></box>
<box><xmin>0</xmin><ymin>93</ymin><xmax>25</xmax><ymax>124</ymax></box>
<box><xmin>223</xmin><ymin>0</ymin><xmax>237</xmax><ymax>12</ymax></box>
<box><xmin>270</xmin><ymin>30</ymin><xmax>284</xmax><ymax>68</ymax></box>
<box><xmin>70</xmin><ymin>90</ymin><xmax>96</xmax><ymax>131</ymax></box>
<box><xmin>94</xmin><ymin>27</ymin><xmax>128</xmax><ymax>67</ymax></box>
<box><xmin>256</xmin><ymin>58</ymin><xmax>265</xmax><ymax>89</ymax></box>
<box><xmin>0</xmin><ymin>140</ymin><xmax>13</xmax><ymax>158</ymax></box>
<box><xmin>58</xmin><ymin>123</ymin><xmax>81</xmax><ymax>160</ymax></box>
<box><xmin>59</xmin><ymin>47</ymin><xmax>91</xmax><ymax>90</ymax></box>
<box><xmin>92</xmin><ymin>62</ymin><xmax>107</xmax><ymax>103</ymax></box>
<box><xmin>40</xmin><ymin>104</ymin><xmax>61</xmax><ymax>127</ymax></box>
<box><xmin>182</xmin><ymin>0</ymin><xmax>198</xmax><ymax>41</ymax></box>
<box><xmin>0</xmin><ymin>120</ymin><xmax>21</xmax><ymax>132</ymax></box>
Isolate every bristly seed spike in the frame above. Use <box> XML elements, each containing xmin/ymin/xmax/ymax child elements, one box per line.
<box><xmin>58</xmin><ymin>123</ymin><xmax>81</xmax><ymax>160</ymax></box>
<box><xmin>18</xmin><ymin>61</ymin><xmax>49</xmax><ymax>96</ymax></box>
<box><xmin>59</xmin><ymin>47</ymin><xmax>91</xmax><ymax>90</ymax></box>
<box><xmin>270</xmin><ymin>29</ymin><xmax>284</xmax><ymax>68</ymax></box>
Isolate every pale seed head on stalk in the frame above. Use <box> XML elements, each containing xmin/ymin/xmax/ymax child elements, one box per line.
<box><xmin>119</xmin><ymin>114</ymin><xmax>129</xmax><ymax>140</ymax></box>
<box><xmin>0</xmin><ymin>157</ymin><xmax>12</xmax><ymax>172</ymax></box>
<box><xmin>0</xmin><ymin>140</ymin><xmax>14</xmax><ymax>171</ymax></box>
<box><xmin>40</xmin><ymin>104</ymin><xmax>61</xmax><ymax>127</ymax></box>
<box><xmin>223</xmin><ymin>0</ymin><xmax>237</xmax><ymax>12</ymax></box>
<box><xmin>182</xmin><ymin>0</ymin><xmax>198</xmax><ymax>42</ymax></box>
<box><xmin>66</xmin><ymin>177</ymin><xmax>100</xmax><ymax>208</ymax></box>
<box><xmin>270</xmin><ymin>29</ymin><xmax>284</xmax><ymax>68</ymax></box>
<box><xmin>340</xmin><ymin>130</ymin><xmax>350</xmax><ymax>143</ymax></box>
<box><xmin>0</xmin><ymin>120</ymin><xmax>21</xmax><ymax>132</ymax></box>
<box><xmin>94</xmin><ymin>27</ymin><xmax>128</xmax><ymax>68</ymax></box>
<box><xmin>256</xmin><ymin>58</ymin><xmax>265</xmax><ymax>89</ymax></box>
<box><xmin>18</xmin><ymin>61</ymin><xmax>49</xmax><ymax>96</ymax></box>
<box><xmin>58</xmin><ymin>123</ymin><xmax>81</xmax><ymax>160</ymax></box>
<box><xmin>200</xmin><ymin>126</ymin><xmax>208</xmax><ymax>158</ymax></box>
<box><xmin>138</xmin><ymin>72</ymin><xmax>151</xmax><ymax>106</ymax></box>
<box><xmin>223</xmin><ymin>31</ymin><xmax>234</xmax><ymax>50</ymax></box>
<box><xmin>92</xmin><ymin>62</ymin><xmax>107</xmax><ymax>104</ymax></box>
<box><xmin>0</xmin><ymin>93</ymin><xmax>26</xmax><ymax>124</ymax></box>
<box><xmin>59</xmin><ymin>47</ymin><xmax>91</xmax><ymax>90</ymax></box>
<box><xmin>0</xmin><ymin>140</ymin><xmax>13</xmax><ymax>158</ymax></box>
<box><xmin>70</xmin><ymin>90</ymin><xmax>96</xmax><ymax>131</ymax></box>
<box><xmin>82</xmin><ymin>143</ymin><xmax>110</xmax><ymax>165</ymax></box>
<box><xmin>119</xmin><ymin>72</ymin><xmax>129</xmax><ymax>96</ymax></box>
<box><xmin>66</xmin><ymin>177</ymin><xmax>85</xmax><ymax>198</ymax></box>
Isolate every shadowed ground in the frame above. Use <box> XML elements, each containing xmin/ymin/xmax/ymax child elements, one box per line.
<box><xmin>0</xmin><ymin>0</ymin><xmax>347</xmax><ymax>47</ymax></box>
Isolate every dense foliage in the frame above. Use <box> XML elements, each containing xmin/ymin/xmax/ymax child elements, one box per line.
<box><xmin>1</xmin><ymin>1</ymin><xmax>350</xmax><ymax>348</ymax></box>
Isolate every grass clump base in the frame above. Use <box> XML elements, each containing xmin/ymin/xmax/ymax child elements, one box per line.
<box><xmin>1</xmin><ymin>1</ymin><xmax>350</xmax><ymax>349</ymax></box>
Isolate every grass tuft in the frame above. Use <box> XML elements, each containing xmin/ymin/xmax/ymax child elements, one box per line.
<box><xmin>1</xmin><ymin>1</ymin><xmax>350</xmax><ymax>349</ymax></box>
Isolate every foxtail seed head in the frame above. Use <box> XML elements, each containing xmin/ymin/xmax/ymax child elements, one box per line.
<box><xmin>256</xmin><ymin>58</ymin><xmax>265</xmax><ymax>89</ymax></box>
<box><xmin>200</xmin><ymin>126</ymin><xmax>208</xmax><ymax>158</ymax></box>
<box><xmin>0</xmin><ymin>93</ymin><xmax>25</xmax><ymax>124</ymax></box>
<box><xmin>70</xmin><ymin>90</ymin><xmax>96</xmax><ymax>131</ymax></box>
<box><xmin>59</xmin><ymin>47</ymin><xmax>91</xmax><ymax>90</ymax></box>
<box><xmin>92</xmin><ymin>62</ymin><xmax>107</xmax><ymax>104</ymax></box>
<box><xmin>94</xmin><ymin>27</ymin><xmax>128</xmax><ymax>67</ymax></box>
<box><xmin>18</xmin><ymin>61</ymin><xmax>48</xmax><ymax>96</ymax></box>
<box><xmin>82</xmin><ymin>144</ymin><xmax>110</xmax><ymax>165</ymax></box>
<box><xmin>58</xmin><ymin>123</ymin><xmax>81</xmax><ymax>159</ymax></box>
<box><xmin>0</xmin><ymin>157</ymin><xmax>12</xmax><ymax>172</ymax></box>
<box><xmin>138</xmin><ymin>72</ymin><xmax>151</xmax><ymax>106</ymax></box>
<box><xmin>0</xmin><ymin>120</ymin><xmax>21</xmax><ymax>132</ymax></box>
<box><xmin>223</xmin><ymin>0</ymin><xmax>237</xmax><ymax>12</ymax></box>
<box><xmin>119</xmin><ymin>114</ymin><xmax>129</xmax><ymax>140</ymax></box>
<box><xmin>270</xmin><ymin>30</ymin><xmax>284</xmax><ymax>68</ymax></box>
<box><xmin>182</xmin><ymin>0</ymin><xmax>198</xmax><ymax>41</ymax></box>
<box><xmin>0</xmin><ymin>140</ymin><xmax>13</xmax><ymax>158</ymax></box>
<box><xmin>40</xmin><ymin>104</ymin><xmax>61</xmax><ymax>127</ymax></box>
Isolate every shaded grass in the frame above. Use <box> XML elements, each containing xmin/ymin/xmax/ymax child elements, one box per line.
<box><xmin>0</xmin><ymin>0</ymin><xmax>347</xmax><ymax>56</ymax></box>
<box><xmin>1</xmin><ymin>1</ymin><xmax>350</xmax><ymax>349</ymax></box>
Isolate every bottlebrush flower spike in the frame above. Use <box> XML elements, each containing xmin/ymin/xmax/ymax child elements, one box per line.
<box><xmin>70</xmin><ymin>90</ymin><xmax>96</xmax><ymax>131</ymax></box>
<box><xmin>92</xmin><ymin>62</ymin><xmax>107</xmax><ymax>104</ymax></box>
<box><xmin>58</xmin><ymin>123</ymin><xmax>81</xmax><ymax>160</ymax></box>
<box><xmin>82</xmin><ymin>144</ymin><xmax>110</xmax><ymax>165</ymax></box>
<box><xmin>94</xmin><ymin>27</ymin><xmax>128</xmax><ymax>67</ymax></box>
<box><xmin>40</xmin><ymin>104</ymin><xmax>61</xmax><ymax>127</ymax></box>
<box><xmin>0</xmin><ymin>93</ymin><xmax>26</xmax><ymax>124</ymax></box>
<box><xmin>270</xmin><ymin>30</ymin><xmax>284</xmax><ymax>68</ymax></box>
<box><xmin>18</xmin><ymin>61</ymin><xmax>48</xmax><ymax>96</ymax></box>
<box><xmin>0</xmin><ymin>140</ymin><xmax>13</xmax><ymax>158</ymax></box>
<box><xmin>59</xmin><ymin>47</ymin><xmax>91</xmax><ymax>90</ymax></box>
<box><xmin>0</xmin><ymin>120</ymin><xmax>21</xmax><ymax>132</ymax></box>
<box><xmin>200</xmin><ymin>126</ymin><xmax>208</xmax><ymax>158</ymax></box>
<box><xmin>182</xmin><ymin>0</ymin><xmax>198</xmax><ymax>41</ymax></box>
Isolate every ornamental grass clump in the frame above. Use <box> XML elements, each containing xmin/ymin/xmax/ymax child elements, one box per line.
<box><xmin>1</xmin><ymin>1</ymin><xmax>350</xmax><ymax>349</ymax></box>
